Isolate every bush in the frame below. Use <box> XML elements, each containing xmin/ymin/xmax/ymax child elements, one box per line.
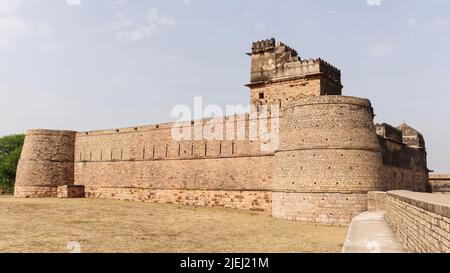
<box><xmin>0</xmin><ymin>134</ymin><xmax>25</xmax><ymax>193</ymax></box>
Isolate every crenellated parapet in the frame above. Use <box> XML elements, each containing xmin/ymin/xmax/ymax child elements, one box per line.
<box><xmin>375</xmin><ymin>123</ymin><xmax>429</xmax><ymax>192</ymax></box>
<box><xmin>376</xmin><ymin>122</ymin><xmax>426</xmax><ymax>149</ymax></box>
<box><xmin>248</xmin><ymin>38</ymin><xmax>343</xmax><ymax>107</ymax></box>
<box><xmin>397</xmin><ymin>123</ymin><xmax>425</xmax><ymax>149</ymax></box>
<box><xmin>249</xmin><ymin>38</ymin><xmax>340</xmax><ymax>84</ymax></box>
<box><xmin>316</xmin><ymin>58</ymin><xmax>341</xmax><ymax>84</ymax></box>
<box><xmin>251</xmin><ymin>38</ymin><xmax>277</xmax><ymax>54</ymax></box>
<box><xmin>375</xmin><ymin>123</ymin><xmax>404</xmax><ymax>144</ymax></box>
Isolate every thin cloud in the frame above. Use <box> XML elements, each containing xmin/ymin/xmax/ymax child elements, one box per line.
<box><xmin>241</xmin><ymin>11</ymin><xmax>255</xmax><ymax>20</ymax></box>
<box><xmin>108</xmin><ymin>8</ymin><xmax>175</xmax><ymax>42</ymax></box>
<box><xmin>366</xmin><ymin>0</ymin><xmax>382</xmax><ymax>6</ymax></box>
<box><xmin>427</xmin><ymin>17</ymin><xmax>448</xmax><ymax>33</ymax></box>
<box><xmin>0</xmin><ymin>1</ymin><xmax>55</xmax><ymax>49</ymax></box>
<box><xmin>368</xmin><ymin>44</ymin><xmax>393</xmax><ymax>57</ymax></box>
<box><xmin>0</xmin><ymin>0</ymin><xmax>20</xmax><ymax>14</ymax></box>
<box><xmin>241</xmin><ymin>11</ymin><xmax>268</xmax><ymax>32</ymax></box>
<box><xmin>109</xmin><ymin>0</ymin><xmax>128</xmax><ymax>9</ymax></box>
<box><xmin>253</xmin><ymin>22</ymin><xmax>266</xmax><ymax>32</ymax></box>
<box><xmin>407</xmin><ymin>18</ymin><xmax>417</xmax><ymax>28</ymax></box>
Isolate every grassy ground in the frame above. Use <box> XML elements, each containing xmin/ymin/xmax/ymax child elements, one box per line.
<box><xmin>0</xmin><ymin>196</ymin><xmax>348</xmax><ymax>253</ymax></box>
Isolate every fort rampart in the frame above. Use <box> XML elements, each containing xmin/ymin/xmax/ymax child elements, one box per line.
<box><xmin>74</xmin><ymin>116</ymin><xmax>275</xmax><ymax>213</ymax></box>
<box><xmin>14</xmin><ymin>38</ymin><xmax>431</xmax><ymax>224</ymax></box>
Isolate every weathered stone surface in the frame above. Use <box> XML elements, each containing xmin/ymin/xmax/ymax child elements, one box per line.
<box><xmin>85</xmin><ymin>187</ymin><xmax>272</xmax><ymax>213</ymax></box>
<box><xmin>272</xmin><ymin>192</ymin><xmax>367</xmax><ymax>225</ymax></box>
<box><xmin>57</xmin><ymin>185</ymin><xmax>85</xmax><ymax>198</ymax></box>
<box><xmin>271</xmin><ymin>96</ymin><xmax>384</xmax><ymax>224</ymax></box>
<box><xmin>248</xmin><ymin>38</ymin><xmax>342</xmax><ymax>108</ymax></box>
<box><xmin>368</xmin><ymin>191</ymin><xmax>387</xmax><ymax>212</ymax></box>
<box><xmin>14</xmin><ymin>130</ymin><xmax>76</xmax><ymax>198</ymax></box>
<box><xmin>376</xmin><ymin>123</ymin><xmax>429</xmax><ymax>192</ymax></box>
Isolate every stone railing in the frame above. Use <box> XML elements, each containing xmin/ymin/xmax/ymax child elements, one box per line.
<box><xmin>368</xmin><ymin>190</ymin><xmax>449</xmax><ymax>253</ymax></box>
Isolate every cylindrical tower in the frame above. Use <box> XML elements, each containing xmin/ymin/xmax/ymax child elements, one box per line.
<box><xmin>14</xmin><ymin>130</ymin><xmax>76</xmax><ymax>198</ymax></box>
<box><xmin>272</xmin><ymin>96</ymin><xmax>385</xmax><ymax>224</ymax></box>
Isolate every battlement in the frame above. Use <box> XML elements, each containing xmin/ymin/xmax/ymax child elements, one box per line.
<box><xmin>248</xmin><ymin>38</ymin><xmax>343</xmax><ymax>107</ymax></box>
<box><xmin>251</xmin><ymin>38</ymin><xmax>299</xmax><ymax>59</ymax></box>
<box><xmin>397</xmin><ymin>123</ymin><xmax>425</xmax><ymax>148</ymax></box>
<box><xmin>316</xmin><ymin>58</ymin><xmax>341</xmax><ymax>83</ymax></box>
<box><xmin>375</xmin><ymin>123</ymin><xmax>403</xmax><ymax>144</ymax></box>
<box><xmin>248</xmin><ymin>38</ymin><xmax>341</xmax><ymax>85</ymax></box>
<box><xmin>251</xmin><ymin>38</ymin><xmax>277</xmax><ymax>54</ymax></box>
<box><xmin>375</xmin><ymin>123</ymin><xmax>426</xmax><ymax>150</ymax></box>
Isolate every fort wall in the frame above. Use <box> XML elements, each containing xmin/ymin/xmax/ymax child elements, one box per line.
<box><xmin>376</xmin><ymin>123</ymin><xmax>429</xmax><ymax>192</ymax></box>
<box><xmin>73</xmin><ymin>115</ymin><xmax>275</xmax><ymax>213</ymax></box>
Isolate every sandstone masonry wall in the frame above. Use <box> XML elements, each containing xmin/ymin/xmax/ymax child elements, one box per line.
<box><xmin>367</xmin><ymin>191</ymin><xmax>387</xmax><ymax>211</ymax></box>
<box><xmin>429</xmin><ymin>174</ymin><xmax>450</xmax><ymax>195</ymax></box>
<box><xmin>73</xmin><ymin>115</ymin><xmax>275</xmax><ymax>212</ymax></box>
<box><xmin>248</xmin><ymin>38</ymin><xmax>342</xmax><ymax>109</ymax></box>
<box><xmin>14</xmin><ymin>130</ymin><xmax>76</xmax><ymax>198</ymax></box>
<box><xmin>369</xmin><ymin>190</ymin><xmax>449</xmax><ymax>253</ymax></box>
<box><xmin>272</xmin><ymin>96</ymin><xmax>385</xmax><ymax>224</ymax></box>
<box><xmin>376</xmin><ymin>124</ymin><xmax>429</xmax><ymax>192</ymax></box>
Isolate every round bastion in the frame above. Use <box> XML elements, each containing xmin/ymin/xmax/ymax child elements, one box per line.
<box><xmin>14</xmin><ymin>130</ymin><xmax>76</xmax><ymax>198</ymax></box>
<box><xmin>272</xmin><ymin>96</ymin><xmax>386</xmax><ymax>224</ymax></box>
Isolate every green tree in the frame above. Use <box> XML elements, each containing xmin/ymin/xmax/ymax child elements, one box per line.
<box><xmin>0</xmin><ymin>134</ymin><xmax>25</xmax><ymax>193</ymax></box>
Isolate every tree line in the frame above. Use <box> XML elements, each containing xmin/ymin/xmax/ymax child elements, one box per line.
<box><xmin>0</xmin><ymin>134</ymin><xmax>24</xmax><ymax>194</ymax></box>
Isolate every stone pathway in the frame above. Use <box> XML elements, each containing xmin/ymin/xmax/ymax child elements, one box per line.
<box><xmin>342</xmin><ymin>211</ymin><xmax>407</xmax><ymax>253</ymax></box>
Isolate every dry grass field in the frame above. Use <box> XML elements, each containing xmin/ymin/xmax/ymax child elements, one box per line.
<box><xmin>0</xmin><ymin>196</ymin><xmax>348</xmax><ymax>253</ymax></box>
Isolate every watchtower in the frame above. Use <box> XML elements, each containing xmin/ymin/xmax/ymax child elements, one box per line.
<box><xmin>246</xmin><ymin>38</ymin><xmax>343</xmax><ymax>108</ymax></box>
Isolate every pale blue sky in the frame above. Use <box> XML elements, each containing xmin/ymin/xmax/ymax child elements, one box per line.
<box><xmin>0</xmin><ymin>0</ymin><xmax>449</xmax><ymax>172</ymax></box>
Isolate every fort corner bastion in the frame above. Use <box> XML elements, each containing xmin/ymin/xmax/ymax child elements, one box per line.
<box><xmin>14</xmin><ymin>38</ymin><xmax>430</xmax><ymax>225</ymax></box>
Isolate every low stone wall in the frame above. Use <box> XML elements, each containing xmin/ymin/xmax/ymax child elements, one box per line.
<box><xmin>84</xmin><ymin>186</ymin><xmax>272</xmax><ymax>214</ymax></box>
<box><xmin>369</xmin><ymin>190</ymin><xmax>449</xmax><ymax>253</ymax></box>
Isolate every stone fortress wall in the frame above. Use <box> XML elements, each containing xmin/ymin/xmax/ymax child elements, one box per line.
<box><xmin>73</xmin><ymin>116</ymin><xmax>275</xmax><ymax>212</ymax></box>
<box><xmin>14</xmin><ymin>38</ymin><xmax>432</xmax><ymax>224</ymax></box>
